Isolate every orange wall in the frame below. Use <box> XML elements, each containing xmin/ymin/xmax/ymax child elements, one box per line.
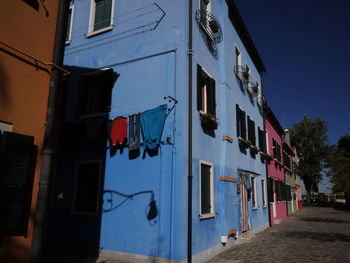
<box><xmin>0</xmin><ymin>1</ymin><xmax>59</xmax><ymax>262</ymax></box>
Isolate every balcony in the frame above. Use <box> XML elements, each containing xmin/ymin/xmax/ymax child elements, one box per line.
<box><xmin>195</xmin><ymin>10</ymin><xmax>223</xmax><ymax>44</ymax></box>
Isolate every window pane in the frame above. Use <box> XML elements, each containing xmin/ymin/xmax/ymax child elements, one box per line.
<box><xmin>201</xmin><ymin>164</ymin><xmax>211</xmax><ymax>214</ymax></box>
<box><xmin>94</xmin><ymin>0</ymin><xmax>112</xmax><ymax>31</ymax></box>
<box><xmin>66</xmin><ymin>8</ymin><xmax>72</xmax><ymax>41</ymax></box>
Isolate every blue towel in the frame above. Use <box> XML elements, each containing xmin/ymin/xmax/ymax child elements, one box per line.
<box><xmin>141</xmin><ymin>104</ymin><xmax>167</xmax><ymax>150</ymax></box>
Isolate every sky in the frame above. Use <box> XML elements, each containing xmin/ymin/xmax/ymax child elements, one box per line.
<box><xmin>234</xmin><ymin>0</ymin><xmax>350</xmax><ymax>146</ymax></box>
<box><xmin>234</xmin><ymin>0</ymin><xmax>350</xmax><ymax>192</ymax></box>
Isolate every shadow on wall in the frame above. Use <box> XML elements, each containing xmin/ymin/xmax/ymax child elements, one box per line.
<box><xmin>103</xmin><ymin>190</ymin><xmax>159</xmax><ymax>224</ymax></box>
<box><xmin>43</xmin><ymin>65</ymin><xmax>118</xmax><ymax>261</ymax></box>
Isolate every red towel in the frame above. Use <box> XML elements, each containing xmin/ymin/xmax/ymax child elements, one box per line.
<box><xmin>110</xmin><ymin>117</ymin><xmax>127</xmax><ymax>146</ymax></box>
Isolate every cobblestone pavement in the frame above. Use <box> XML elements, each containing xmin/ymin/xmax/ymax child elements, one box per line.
<box><xmin>208</xmin><ymin>206</ymin><xmax>350</xmax><ymax>263</ymax></box>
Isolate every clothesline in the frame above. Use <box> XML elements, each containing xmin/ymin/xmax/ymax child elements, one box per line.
<box><xmin>108</xmin><ymin>96</ymin><xmax>177</xmax><ymax>119</ymax></box>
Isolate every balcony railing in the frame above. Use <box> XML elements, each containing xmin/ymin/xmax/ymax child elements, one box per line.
<box><xmin>195</xmin><ymin>10</ymin><xmax>223</xmax><ymax>44</ymax></box>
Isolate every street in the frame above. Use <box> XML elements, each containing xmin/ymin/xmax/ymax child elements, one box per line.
<box><xmin>208</xmin><ymin>206</ymin><xmax>350</xmax><ymax>263</ymax></box>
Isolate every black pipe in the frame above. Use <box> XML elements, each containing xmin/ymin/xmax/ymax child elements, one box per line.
<box><xmin>187</xmin><ymin>0</ymin><xmax>193</xmax><ymax>262</ymax></box>
<box><xmin>30</xmin><ymin>1</ymin><xmax>70</xmax><ymax>262</ymax></box>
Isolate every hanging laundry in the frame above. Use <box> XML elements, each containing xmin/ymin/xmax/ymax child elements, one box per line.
<box><xmin>110</xmin><ymin>116</ymin><xmax>127</xmax><ymax>147</ymax></box>
<box><xmin>128</xmin><ymin>113</ymin><xmax>141</xmax><ymax>151</ymax></box>
<box><xmin>141</xmin><ymin>104</ymin><xmax>167</xmax><ymax>150</ymax></box>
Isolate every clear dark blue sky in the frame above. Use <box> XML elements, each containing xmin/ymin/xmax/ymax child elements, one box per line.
<box><xmin>235</xmin><ymin>0</ymin><xmax>350</xmax><ymax>146</ymax></box>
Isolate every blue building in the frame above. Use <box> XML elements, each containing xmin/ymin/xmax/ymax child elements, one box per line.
<box><xmin>47</xmin><ymin>0</ymin><xmax>269</xmax><ymax>262</ymax></box>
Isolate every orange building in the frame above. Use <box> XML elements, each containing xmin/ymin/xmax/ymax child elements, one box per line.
<box><xmin>0</xmin><ymin>1</ymin><xmax>66</xmax><ymax>262</ymax></box>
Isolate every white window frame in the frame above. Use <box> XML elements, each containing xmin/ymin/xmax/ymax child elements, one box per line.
<box><xmin>266</xmin><ymin>131</ymin><xmax>270</xmax><ymax>155</ymax></box>
<box><xmin>0</xmin><ymin>121</ymin><xmax>13</xmax><ymax>134</ymax></box>
<box><xmin>199</xmin><ymin>160</ymin><xmax>215</xmax><ymax>219</ymax></box>
<box><xmin>198</xmin><ymin>65</ymin><xmax>213</xmax><ymax>115</ymax></box>
<box><xmin>87</xmin><ymin>0</ymin><xmax>115</xmax><ymax>37</ymax></box>
<box><xmin>251</xmin><ymin>176</ymin><xmax>258</xmax><ymax>209</ymax></box>
<box><xmin>262</xmin><ymin>179</ymin><xmax>267</xmax><ymax>208</ymax></box>
<box><xmin>65</xmin><ymin>5</ymin><xmax>74</xmax><ymax>44</ymax></box>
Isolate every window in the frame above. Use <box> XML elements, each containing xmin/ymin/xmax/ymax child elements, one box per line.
<box><xmin>247</xmin><ymin>116</ymin><xmax>256</xmax><ymax>145</ymax></box>
<box><xmin>200</xmin><ymin>161</ymin><xmax>215</xmax><ymax>218</ymax></box>
<box><xmin>72</xmin><ymin>161</ymin><xmax>102</xmax><ymax>215</ymax></box>
<box><xmin>0</xmin><ymin>131</ymin><xmax>36</xmax><ymax>235</ymax></box>
<box><xmin>65</xmin><ymin>5</ymin><xmax>74</xmax><ymax>44</ymax></box>
<box><xmin>258</xmin><ymin>127</ymin><xmax>266</xmax><ymax>153</ymax></box>
<box><xmin>284</xmin><ymin>151</ymin><xmax>291</xmax><ymax>169</ymax></box>
<box><xmin>262</xmin><ymin>179</ymin><xmax>267</xmax><ymax>207</ymax></box>
<box><xmin>272</xmin><ymin>139</ymin><xmax>281</xmax><ymax>161</ymax></box>
<box><xmin>251</xmin><ymin>176</ymin><xmax>257</xmax><ymax>209</ymax></box>
<box><xmin>197</xmin><ymin>64</ymin><xmax>216</xmax><ymax>116</ymax></box>
<box><xmin>79</xmin><ymin>68</ymin><xmax>114</xmax><ymax>117</ymax></box>
<box><xmin>268</xmin><ymin>178</ymin><xmax>274</xmax><ymax>203</ymax></box>
<box><xmin>88</xmin><ymin>0</ymin><xmax>114</xmax><ymax>35</ymax></box>
<box><xmin>236</xmin><ymin>105</ymin><xmax>246</xmax><ymax>139</ymax></box>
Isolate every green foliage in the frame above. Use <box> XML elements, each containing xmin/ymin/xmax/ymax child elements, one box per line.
<box><xmin>291</xmin><ymin>115</ymin><xmax>330</xmax><ymax>194</ymax></box>
<box><xmin>327</xmin><ymin>135</ymin><xmax>350</xmax><ymax>193</ymax></box>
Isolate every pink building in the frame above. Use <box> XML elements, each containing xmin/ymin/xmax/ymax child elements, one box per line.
<box><xmin>265</xmin><ymin>106</ymin><xmax>287</xmax><ymax>225</ymax></box>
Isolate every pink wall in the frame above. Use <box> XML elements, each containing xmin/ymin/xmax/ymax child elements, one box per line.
<box><xmin>276</xmin><ymin>202</ymin><xmax>288</xmax><ymax>219</ymax></box>
<box><xmin>265</xmin><ymin>118</ymin><xmax>284</xmax><ymax>181</ymax></box>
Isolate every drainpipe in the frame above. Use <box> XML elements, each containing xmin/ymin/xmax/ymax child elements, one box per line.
<box><xmin>187</xmin><ymin>0</ymin><xmax>193</xmax><ymax>262</ymax></box>
<box><xmin>30</xmin><ymin>1</ymin><xmax>70</xmax><ymax>262</ymax></box>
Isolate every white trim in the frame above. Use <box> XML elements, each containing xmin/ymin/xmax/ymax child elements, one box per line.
<box><xmin>65</xmin><ymin>5</ymin><xmax>74</xmax><ymax>44</ymax></box>
<box><xmin>199</xmin><ymin>160</ymin><xmax>215</xmax><ymax>218</ymax></box>
<box><xmin>262</xmin><ymin>179</ymin><xmax>267</xmax><ymax>208</ymax></box>
<box><xmin>0</xmin><ymin>121</ymin><xmax>13</xmax><ymax>134</ymax></box>
<box><xmin>88</xmin><ymin>0</ymin><xmax>115</xmax><ymax>35</ymax></box>
<box><xmin>251</xmin><ymin>176</ymin><xmax>258</xmax><ymax>209</ymax></box>
<box><xmin>197</xmin><ymin>64</ymin><xmax>214</xmax><ymax>115</ymax></box>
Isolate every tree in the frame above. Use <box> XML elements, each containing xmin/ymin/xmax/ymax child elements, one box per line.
<box><xmin>291</xmin><ymin>115</ymin><xmax>330</xmax><ymax>205</ymax></box>
<box><xmin>327</xmin><ymin>135</ymin><xmax>350</xmax><ymax>208</ymax></box>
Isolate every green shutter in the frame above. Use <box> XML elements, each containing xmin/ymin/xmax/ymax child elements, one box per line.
<box><xmin>242</xmin><ymin>110</ymin><xmax>246</xmax><ymax>140</ymax></box>
<box><xmin>0</xmin><ymin>132</ymin><xmax>36</xmax><ymax>233</ymax></box>
<box><xmin>94</xmin><ymin>0</ymin><xmax>112</xmax><ymax>31</ymax></box>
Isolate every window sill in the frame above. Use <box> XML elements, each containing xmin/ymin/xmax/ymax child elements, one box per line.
<box><xmin>199</xmin><ymin>212</ymin><xmax>216</xmax><ymax>220</ymax></box>
<box><xmin>252</xmin><ymin>206</ymin><xmax>259</xmax><ymax>210</ymax></box>
<box><xmin>65</xmin><ymin>40</ymin><xmax>72</xmax><ymax>45</ymax></box>
<box><xmin>86</xmin><ymin>25</ymin><xmax>114</xmax><ymax>38</ymax></box>
<box><xmin>262</xmin><ymin>205</ymin><xmax>268</xmax><ymax>209</ymax></box>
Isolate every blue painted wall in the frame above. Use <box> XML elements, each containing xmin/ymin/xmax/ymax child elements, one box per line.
<box><xmin>57</xmin><ymin>0</ymin><xmax>269</xmax><ymax>261</ymax></box>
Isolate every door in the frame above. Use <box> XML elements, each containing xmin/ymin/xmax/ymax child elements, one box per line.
<box><xmin>272</xmin><ymin>181</ymin><xmax>277</xmax><ymax>218</ymax></box>
<box><xmin>240</xmin><ymin>174</ymin><xmax>250</xmax><ymax>233</ymax></box>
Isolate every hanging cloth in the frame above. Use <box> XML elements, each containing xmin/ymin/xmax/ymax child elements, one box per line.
<box><xmin>128</xmin><ymin>113</ymin><xmax>141</xmax><ymax>151</ymax></box>
<box><xmin>110</xmin><ymin>116</ymin><xmax>127</xmax><ymax>146</ymax></box>
<box><xmin>141</xmin><ymin>104</ymin><xmax>167</xmax><ymax>150</ymax></box>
